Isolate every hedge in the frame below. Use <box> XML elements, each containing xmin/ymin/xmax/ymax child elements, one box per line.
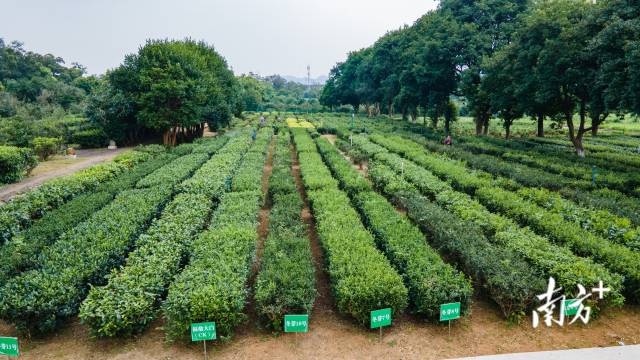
<box><xmin>0</xmin><ymin>186</ymin><xmax>172</xmax><ymax>334</ymax></box>
<box><xmin>350</xmin><ymin>136</ymin><xmax>624</xmax><ymax>309</ymax></box>
<box><xmin>70</xmin><ymin>129</ymin><xmax>109</xmax><ymax>148</ymax></box>
<box><xmin>164</xmin><ymin>191</ymin><xmax>262</xmax><ymax>340</ymax></box>
<box><xmin>0</xmin><ymin>148</ymin><xmax>153</xmax><ymax>245</ymax></box>
<box><xmin>0</xmin><ymin>154</ymin><xmax>176</xmax><ymax>286</ymax></box>
<box><xmin>191</xmin><ymin>136</ymin><xmax>229</xmax><ymax>155</ymax></box>
<box><xmin>137</xmin><ymin>153</ymin><xmax>209</xmax><ymax>189</ymax></box>
<box><xmin>232</xmin><ymin>129</ymin><xmax>273</xmax><ymax>193</ymax></box>
<box><xmin>254</xmin><ymin>192</ymin><xmax>316</xmax><ymax>331</ymax></box>
<box><xmin>307</xmin><ymin>189</ymin><xmax>408</xmax><ymax>325</ymax></box>
<box><xmin>0</xmin><ymin>145</ymin><xmax>37</xmax><ymax>184</ymax></box>
<box><xmin>268</xmin><ymin>131</ymin><xmax>297</xmax><ymax>197</ymax></box>
<box><xmin>316</xmin><ymin>137</ymin><xmax>472</xmax><ymax>319</ymax></box>
<box><xmin>178</xmin><ymin>133</ymin><xmax>253</xmax><ymax>198</ymax></box>
<box><xmin>79</xmin><ymin>193</ymin><xmax>213</xmax><ymax>337</ymax></box>
<box><xmin>517</xmin><ymin>187</ymin><xmax>640</xmax><ymax>251</ymax></box>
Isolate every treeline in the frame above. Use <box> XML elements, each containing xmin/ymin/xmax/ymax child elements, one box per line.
<box><xmin>237</xmin><ymin>73</ymin><xmax>323</xmax><ymax>113</ymax></box>
<box><xmin>320</xmin><ymin>0</ymin><xmax>640</xmax><ymax>156</ymax></box>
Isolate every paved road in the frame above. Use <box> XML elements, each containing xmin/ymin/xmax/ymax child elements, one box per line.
<box><xmin>0</xmin><ymin>148</ymin><xmax>128</xmax><ymax>202</ymax></box>
<box><xmin>454</xmin><ymin>345</ymin><xmax>640</xmax><ymax>360</ymax></box>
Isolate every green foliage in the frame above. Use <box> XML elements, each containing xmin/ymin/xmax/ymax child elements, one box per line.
<box><xmin>32</xmin><ymin>136</ymin><xmax>60</xmax><ymax>160</ymax></box>
<box><xmin>178</xmin><ymin>133</ymin><xmax>253</xmax><ymax>198</ymax></box>
<box><xmin>0</xmin><ymin>187</ymin><xmax>172</xmax><ymax>334</ymax></box>
<box><xmin>164</xmin><ymin>191</ymin><xmax>262</xmax><ymax>340</ymax></box>
<box><xmin>136</xmin><ymin>153</ymin><xmax>209</xmax><ymax>189</ymax></box>
<box><xmin>79</xmin><ymin>193</ymin><xmax>213</xmax><ymax>337</ymax></box>
<box><xmin>267</xmin><ymin>132</ymin><xmax>297</xmax><ymax>197</ymax></box>
<box><xmin>70</xmin><ymin>128</ymin><xmax>108</xmax><ymax>148</ymax></box>
<box><xmin>0</xmin><ymin>145</ymin><xmax>37</xmax><ymax>183</ymax></box>
<box><xmin>231</xmin><ymin>128</ymin><xmax>273</xmax><ymax>193</ymax></box>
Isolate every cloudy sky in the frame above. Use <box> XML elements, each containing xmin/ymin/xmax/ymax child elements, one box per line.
<box><xmin>2</xmin><ymin>0</ymin><xmax>438</xmax><ymax>78</ymax></box>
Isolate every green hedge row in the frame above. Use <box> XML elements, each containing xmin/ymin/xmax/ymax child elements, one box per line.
<box><xmin>0</xmin><ymin>186</ymin><xmax>172</xmax><ymax>334</ymax></box>
<box><xmin>191</xmin><ymin>136</ymin><xmax>229</xmax><ymax>155</ymax></box>
<box><xmin>70</xmin><ymin>129</ymin><xmax>109</xmax><ymax>148</ymax></box>
<box><xmin>178</xmin><ymin>133</ymin><xmax>253</xmax><ymax>198</ymax></box>
<box><xmin>254</xmin><ymin>189</ymin><xmax>316</xmax><ymax>330</ymax></box>
<box><xmin>164</xmin><ymin>191</ymin><xmax>262</xmax><ymax>340</ymax></box>
<box><xmin>232</xmin><ymin>129</ymin><xmax>273</xmax><ymax>193</ymax></box>
<box><xmin>0</xmin><ymin>154</ymin><xmax>176</xmax><ymax>286</ymax></box>
<box><xmin>0</xmin><ymin>145</ymin><xmax>38</xmax><ymax>184</ymax></box>
<box><xmin>0</xmin><ymin>147</ymin><xmax>155</xmax><ymax>245</ymax></box>
<box><xmin>268</xmin><ymin>131</ymin><xmax>297</xmax><ymax>197</ymax></box>
<box><xmin>371</xmin><ymin>134</ymin><xmax>640</xmax><ymax>301</ymax></box>
<box><xmin>475</xmin><ymin>186</ymin><xmax>640</xmax><ymax>302</ymax></box>
<box><xmin>79</xmin><ymin>193</ymin><xmax>213</xmax><ymax>337</ymax></box>
<box><xmin>348</xmin><ymin>136</ymin><xmax>624</xmax><ymax>309</ymax></box>
<box><xmin>517</xmin><ymin>187</ymin><xmax>640</xmax><ymax>251</ymax></box>
<box><xmin>316</xmin><ymin>137</ymin><xmax>472</xmax><ymax>319</ymax></box>
<box><xmin>137</xmin><ymin>153</ymin><xmax>210</xmax><ymax>189</ymax></box>
<box><xmin>294</xmin><ymin>131</ymin><xmax>338</xmax><ymax>190</ymax></box>
<box><xmin>306</xmin><ymin>188</ymin><xmax>408</xmax><ymax>325</ymax></box>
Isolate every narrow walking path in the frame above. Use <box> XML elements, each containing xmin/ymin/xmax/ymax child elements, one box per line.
<box><xmin>0</xmin><ymin>147</ymin><xmax>130</xmax><ymax>202</ymax></box>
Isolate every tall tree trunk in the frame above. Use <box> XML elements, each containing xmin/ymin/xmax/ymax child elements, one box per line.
<box><xmin>482</xmin><ymin>114</ymin><xmax>489</xmax><ymax>136</ymax></box>
<box><xmin>475</xmin><ymin>116</ymin><xmax>483</xmax><ymax>136</ymax></box>
<box><xmin>388</xmin><ymin>101</ymin><xmax>393</xmax><ymax>116</ymax></box>
<box><xmin>537</xmin><ymin>112</ymin><xmax>544</xmax><ymax>137</ymax></box>
<box><xmin>505</xmin><ymin>120</ymin><xmax>512</xmax><ymax>139</ymax></box>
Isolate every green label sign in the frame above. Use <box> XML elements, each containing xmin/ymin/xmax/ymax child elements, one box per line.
<box><xmin>440</xmin><ymin>302</ymin><xmax>461</xmax><ymax>321</ymax></box>
<box><xmin>370</xmin><ymin>308</ymin><xmax>392</xmax><ymax>329</ymax></box>
<box><xmin>0</xmin><ymin>337</ymin><xmax>19</xmax><ymax>357</ymax></box>
<box><xmin>284</xmin><ymin>314</ymin><xmax>309</xmax><ymax>333</ymax></box>
<box><xmin>564</xmin><ymin>299</ymin><xmax>580</xmax><ymax>316</ymax></box>
<box><xmin>191</xmin><ymin>322</ymin><xmax>216</xmax><ymax>341</ymax></box>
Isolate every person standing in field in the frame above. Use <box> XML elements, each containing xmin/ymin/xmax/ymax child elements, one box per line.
<box><xmin>443</xmin><ymin>135</ymin><xmax>453</xmax><ymax>146</ymax></box>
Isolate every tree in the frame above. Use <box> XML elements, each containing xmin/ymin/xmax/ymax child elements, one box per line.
<box><xmin>98</xmin><ymin>39</ymin><xmax>238</xmax><ymax>146</ymax></box>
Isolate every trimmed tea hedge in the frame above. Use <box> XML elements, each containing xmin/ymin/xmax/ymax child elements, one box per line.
<box><xmin>316</xmin><ymin>137</ymin><xmax>472</xmax><ymax>319</ymax></box>
<box><xmin>306</xmin><ymin>188</ymin><xmax>408</xmax><ymax>325</ymax></box>
<box><xmin>232</xmin><ymin>128</ymin><xmax>273</xmax><ymax>193</ymax></box>
<box><xmin>254</xmin><ymin>192</ymin><xmax>316</xmax><ymax>331</ymax></box>
<box><xmin>0</xmin><ymin>147</ymin><xmax>155</xmax><ymax>245</ymax></box>
<box><xmin>79</xmin><ymin>193</ymin><xmax>213</xmax><ymax>337</ymax></box>
<box><xmin>178</xmin><ymin>133</ymin><xmax>253</xmax><ymax>198</ymax></box>
<box><xmin>0</xmin><ymin>186</ymin><xmax>172</xmax><ymax>334</ymax></box>
<box><xmin>268</xmin><ymin>131</ymin><xmax>297</xmax><ymax>197</ymax></box>
<box><xmin>0</xmin><ymin>154</ymin><xmax>176</xmax><ymax>286</ymax></box>
<box><xmin>350</xmin><ymin>136</ymin><xmax>624</xmax><ymax>308</ymax></box>
<box><xmin>164</xmin><ymin>191</ymin><xmax>262</xmax><ymax>340</ymax></box>
<box><xmin>137</xmin><ymin>153</ymin><xmax>209</xmax><ymax>189</ymax></box>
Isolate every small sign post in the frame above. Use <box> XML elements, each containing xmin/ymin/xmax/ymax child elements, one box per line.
<box><xmin>370</xmin><ymin>308</ymin><xmax>392</xmax><ymax>341</ymax></box>
<box><xmin>0</xmin><ymin>337</ymin><xmax>19</xmax><ymax>357</ymax></box>
<box><xmin>284</xmin><ymin>314</ymin><xmax>309</xmax><ymax>341</ymax></box>
<box><xmin>191</xmin><ymin>322</ymin><xmax>216</xmax><ymax>360</ymax></box>
<box><xmin>563</xmin><ymin>299</ymin><xmax>580</xmax><ymax>316</ymax></box>
<box><xmin>440</xmin><ymin>302</ymin><xmax>461</xmax><ymax>336</ymax></box>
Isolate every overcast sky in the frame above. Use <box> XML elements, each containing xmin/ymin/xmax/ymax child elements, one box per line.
<box><xmin>2</xmin><ymin>0</ymin><xmax>438</xmax><ymax>78</ymax></box>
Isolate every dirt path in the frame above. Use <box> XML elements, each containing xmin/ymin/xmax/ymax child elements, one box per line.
<box><xmin>0</xmin><ymin>148</ymin><xmax>130</xmax><ymax>202</ymax></box>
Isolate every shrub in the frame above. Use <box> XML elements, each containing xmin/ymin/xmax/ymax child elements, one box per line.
<box><xmin>71</xmin><ymin>129</ymin><xmax>109</xmax><ymax>148</ymax></box>
<box><xmin>32</xmin><ymin>137</ymin><xmax>61</xmax><ymax>161</ymax></box>
<box><xmin>79</xmin><ymin>193</ymin><xmax>213</xmax><ymax>337</ymax></box>
<box><xmin>164</xmin><ymin>191</ymin><xmax>262</xmax><ymax>340</ymax></box>
<box><xmin>0</xmin><ymin>145</ymin><xmax>37</xmax><ymax>184</ymax></box>
<box><xmin>0</xmin><ymin>154</ymin><xmax>175</xmax><ymax>285</ymax></box>
<box><xmin>307</xmin><ymin>189</ymin><xmax>408</xmax><ymax>325</ymax></box>
<box><xmin>0</xmin><ymin>186</ymin><xmax>172</xmax><ymax>334</ymax></box>
<box><xmin>137</xmin><ymin>153</ymin><xmax>209</xmax><ymax>189</ymax></box>
<box><xmin>254</xmin><ymin>192</ymin><xmax>316</xmax><ymax>331</ymax></box>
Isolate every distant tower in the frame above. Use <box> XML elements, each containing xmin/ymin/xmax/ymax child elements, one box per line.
<box><xmin>307</xmin><ymin>65</ymin><xmax>311</xmax><ymax>93</ymax></box>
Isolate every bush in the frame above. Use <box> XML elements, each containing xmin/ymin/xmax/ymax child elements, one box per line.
<box><xmin>179</xmin><ymin>133</ymin><xmax>253</xmax><ymax>198</ymax></box>
<box><xmin>80</xmin><ymin>193</ymin><xmax>213</xmax><ymax>337</ymax></box>
<box><xmin>137</xmin><ymin>153</ymin><xmax>209</xmax><ymax>189</ymax></box>
<box><xmin>32</xmin><ymin>137</ymin><xmax>61</xmax><ymax>161</ymax></box>
<box><xmin>0</xmin><ymin>145</ymin><xmax>37</xmax><ymax>184</ymax></box>
<box><xmin>164</xmin><ymin>191</ymin><xmax>262</xmax><ymax>340</ymax></box>
<box><xmin>0</xmin><ymin>187</ymin><xmax>172</xmax><ymax>334</ymax></box>
<box><xmin>71</xmin><ymin>129</ymin><xmax>109</xmax><ymax>148</ymax></box>
<box><xmin>0</xmin><ymin>154</ymin><xmax>175</xmax><ymax>285</ymax></box>
<box><xmin>307</xmin><ymin>189</ymin><xmax>408</xmax><ymax>325</ymax></box>
<box><xmin>254</xmin><ymin>192</ymin><xmax>316</xmax><ymax>331</ymax></box>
